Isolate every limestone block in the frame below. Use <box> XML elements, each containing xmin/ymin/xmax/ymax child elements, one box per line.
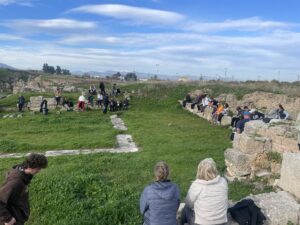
<box><xmin>250</xmin><ymin>191</ymin><xmax>300</xmax><ymax>225</ymax></box>
<box><xmin>278</xmin><ymin>153</ymin><xmax>300</xmax><ymax>200</ymax></box>
<box><xmin>224</xmin><ymin>148</ymin><xmax>254</xmax><ymax>177</ymax></box>
<box><xmin>221</xmin><ymin>116</ymin><xmax>232</xmax><ymax>126</ymax></box>
<box><xmin>233</xmin><ymin>133</ymin><xmax>271</xmax><ymax>154</ymax></box>
<box><xmin>244</xmin><ymin>120</ymin><xmax>266</xmax><ymax>137</ymax></box>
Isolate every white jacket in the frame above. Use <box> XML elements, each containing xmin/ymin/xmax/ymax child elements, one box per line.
<box><xmin>185</xmin><ymin>176</ymin><xmax>228</xmax><ymax>225</ymax></box>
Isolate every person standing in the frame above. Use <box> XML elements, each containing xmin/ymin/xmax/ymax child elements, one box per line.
<box><xmin>0</xmin><ymin>153</ymin><xmax>48</xmax><ymax>225</ymax></box>
<box><xmin>99</xmin><ymin>81</ymin><xmax>105</xmax><ymax>94</ymax></box>
<box><xmin>17</xmin><ymin>95</ymin><xmax>25</xmax><ymax>112</ymax></box>
<box><xmin>140</xmin><ymin>161</ymin><xmax>180</xmax><ymax>225</ymax></box>
<box><xmin>103</xmin><ymin>93</ymin><xmax>109</xmax><ymax>114</ymax></box>
<box><xmin>78</xmin><ymin>93</ymin><xmax>86</xmax><ymax>111</ymax></box>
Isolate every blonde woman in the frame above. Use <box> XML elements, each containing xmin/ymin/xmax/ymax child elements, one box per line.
<box><xmin>140</xmin><ymin>161</ymin><xmax>180</xmax><ymax>225</ymax></box>
<box><xmin>180</xmin><ymin>158</ymin><xmax>228</xmax><ymax>225</ymax></box>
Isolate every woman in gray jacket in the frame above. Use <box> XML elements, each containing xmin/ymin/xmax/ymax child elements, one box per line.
<box><xmin>140</xmin><ymin>161</ymin><xmax>180</xmax><ymax>225</ymax></box>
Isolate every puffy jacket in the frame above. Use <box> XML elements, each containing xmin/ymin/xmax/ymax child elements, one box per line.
<box><xmin>0</xmin><ymin>165</ymin><xmax>32</xmax><ymax>225</ymax></box>
<box><xmin>140</xmin><ymin>181</ymin><xmax>180</xmax><ymax>225</ymax></box>
<box><xmin>185</xmin><ymin>176</ymin><xmax>228</xmax><ymax>225</ymax></box>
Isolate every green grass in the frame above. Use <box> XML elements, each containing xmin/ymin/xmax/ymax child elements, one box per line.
<box><xmin>0</xmin><ymin>83</ymin><xmax>275</xmax><ymax>225</ymax></box>
<box><xmin>0</xmin><ymin>111</ymin><xmax>118</xmax><ymax>152</ymax></box>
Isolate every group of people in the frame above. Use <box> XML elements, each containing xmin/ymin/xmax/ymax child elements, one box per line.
<box><xmin>1</xmin><ymin>156</ymin><xmax>228</xmax><ymax>225</ymax></box>
<box><xmin>140</xmin><ymin>158</ymin><xmax>228</xmax><ymax>225</ymax></box>
<box><xmin>78</xmin><ymin>92</ymin><xmax>129</xmax><ymax>114</ymax></box>
<box><xmin>183</xmin><ymin>93</ymin><xmax>230</xmax><ymax>125</ymax></box>
<box><xmin>230</xmin><ymin>104</ymin><xmax>289</xmax><ymax>136</ymax></box>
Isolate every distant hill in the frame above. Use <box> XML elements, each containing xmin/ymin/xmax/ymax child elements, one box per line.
<box><xmin>0</xmin><ymin>63</ymin><xmax>15</xmax><ymax>70</ymax></box>
<box><xmin>0</xmin><ymin>68</ymin><xmax>39</xmax><ymax>93</ymax></box>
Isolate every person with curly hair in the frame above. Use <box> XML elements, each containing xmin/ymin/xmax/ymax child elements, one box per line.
<box><xmin>0</xmin><ymin>154</ymin><xmax>48</xmax><ymax>225</ymax></box>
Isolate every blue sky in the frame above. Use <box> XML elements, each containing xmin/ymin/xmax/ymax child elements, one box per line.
<box><xmin>0</xmin><ymin>0</ymin><xmax>300</xmax><ymax>81</ymax></box>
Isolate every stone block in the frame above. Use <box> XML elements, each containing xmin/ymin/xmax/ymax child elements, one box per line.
<box><xmin>224</xmin><ymin>148</ymin><xmax>254</xmax><ymax>177</ymax></box>
<box><xmin>233</xmin><ymin>133</ymin><xmax>271</xmax><ymax>154</ymax></box>
<box><xmin>278</xmin><ymin>153</ymin><xmax>300</xmax><ymax>200</ymax></box>
<box><xmin>221</xmin><ymin>116</ymin><xmax>232</xmax><ymax>126</ymax></box>
<box><xmin>244</xmin><ymin>120</ymin><xmax>266</xmax><ymax>137</ymax></box>
<box><xmin>250</xmin><ymin>191</ymin><xmax>300</xmax><ymax>225</ymax></box>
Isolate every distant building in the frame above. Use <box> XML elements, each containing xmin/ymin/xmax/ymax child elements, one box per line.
<box><xmin>177</xmin><ymin>76</ymin><xmax>190</xmax><ymax>82</ymax></box>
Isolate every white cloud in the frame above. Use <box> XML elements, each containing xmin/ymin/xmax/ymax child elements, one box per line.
<box><xmin>0</xmin><ymin>33</ymin><xmax>24</xmax><ymax>41</ymax></box>
<box><xmin>184</xmin><ymin>17</ymin><xmax>293</xmax><ymax>33</ymax></box>
<box><xmin>2</xmin><ymin>18</ymin><xmax>96</xmax><ymax>32</ymax></box>
<box><xmin>68</xmin><ymin>4</ymin><xmax>185</xmax><ymax>25</ymax></box>
<box><xmin>0</xmin><ymin>0</ymin><xmax>33</xmax><ymax>6</ymax></box>
<box><xmin>0</xmin><ymin>18</ymin><xmax>97</xmax><ymax>36</ymax></box>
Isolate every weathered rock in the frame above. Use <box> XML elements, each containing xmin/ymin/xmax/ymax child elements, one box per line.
<box><xmin>233</xmin><ymin>133</ymin><xmax>271</xmax><ymax>154</ymax></box>
<box><xmin>224</xmin><ymin>148</ymin><xmax>254</xmax><ymax>177</ymax></box>
<box><xmin>221</xmin><ymin>116</ymin><xmax>232</xmax><ymax>126</ymax></box>
<box><xmin>243</xmin><ymin>120</ymin><xmax>266</xmax><ymax>137</ymax></box>
<box><xmin>110</xmin><ymin>115</ymin><xmax>128</xmax><ymax>131</ymax></box>
<box><xmin>29</xmin><ymin>96</ymin><xmax>57</xmax><ymax>111</ymax></box>
<box><xmin>278</xmin><ymin>153</ymin><xmax>300</xmax><ymax>200</ymax></box>
<box><xmin>249</xmin><ymin>191</ymin><xmax>300</xmax><ymax>225</ymax></box>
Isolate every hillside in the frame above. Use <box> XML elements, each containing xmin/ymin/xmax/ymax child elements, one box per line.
<box><xmin>0</xmin><ymin>68</ymin><xmax>40</xmax><ymax>93</ymax></box>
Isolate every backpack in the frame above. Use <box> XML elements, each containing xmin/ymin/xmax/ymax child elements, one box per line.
<box><xmin>228</xmin><ymin>199</ymin><xmax>266</xmax><ymax>225</ymax></box>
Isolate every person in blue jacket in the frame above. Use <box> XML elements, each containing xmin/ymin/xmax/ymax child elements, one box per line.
<box><xmin>140</xmin><ymin>161</ymin><xmax>180</xmax><ymax>225</ymax></box>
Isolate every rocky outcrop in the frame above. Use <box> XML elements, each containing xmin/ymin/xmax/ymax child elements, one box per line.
<box><xmin>249</xmin><ymin>191</ymin><xmax>300</xmax><ymax>225</ymax></box>
<box><xmin>225</xmin><ymin>120</ymin><xmax>298</xmax><ymax>181</ymax></box>
<box><xmin>28</xmin><ymin>96</ymin><xmax>57</xmax><ymax>111</ymax></box>
<box><xmin>278</xmin><ymin>153</ymin><xmax>300</xmax><ymax>200</ymax></box>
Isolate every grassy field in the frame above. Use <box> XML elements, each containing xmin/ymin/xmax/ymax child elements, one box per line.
<box><xmin>0</xmin><ymin>111</ymin><xmax>118</xmax><ymax>152</ymax></box>
<box><xmin>0</xmin><ymin>82</ymin><xmax>273</xmax><ymax>225</ymax></box>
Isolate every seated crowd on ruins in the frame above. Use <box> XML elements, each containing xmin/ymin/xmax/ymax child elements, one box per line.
<box><xmin>182</xmin><ymin>93</ymin><xmax>290</xmax><ymax>139</ymax></box>
<box><xmin>16</xmin><ymin>82</ymin><xmax>129</xmax><ymax>114</ymax></box>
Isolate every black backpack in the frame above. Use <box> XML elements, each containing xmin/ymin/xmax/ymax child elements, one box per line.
<box><xmin>228</xmin><ymin>199</ymin><xmax>266</xmax><ymax>225</ymax></box>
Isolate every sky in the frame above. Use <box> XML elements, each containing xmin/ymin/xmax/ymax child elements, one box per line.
<box><xmin>0</xmin><ymin>0</ymin><xmax>300</xmax><ymax>81</ymax></box>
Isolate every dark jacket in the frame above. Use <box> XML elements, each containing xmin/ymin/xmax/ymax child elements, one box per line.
<box><xmin>0</xmin><ymin>165</ymin><xmax>32</xmax><ymax>225</ymax></box>
<box><xmin>228</xmin><ymin>199</ymin><xmax>266</xmax><ymax>225</ymax></box>
<box><xmin>140</xmin><ymin>181</ymin><xmax>180</xmax><ymax>225</ymax></box>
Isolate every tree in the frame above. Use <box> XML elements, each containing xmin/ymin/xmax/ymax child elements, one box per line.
<box><xmin>42</xmin><ymin>63</ymin><xmax>49</xmax><ymax>73</ymax></box>
<box><xmin>112</xmin><ymin>72</ymin><xmax>122</xmax><ymax>80</ymax></box>
<box><xmin>48</xmin><ymin>66</ymin><xmax>55</xmax><ymax>74</ymax></box>
<box><xmin>62</xmin><ymin>69</ymin><xmax>71</xmax><ymax>75</ymax></box>
<box><xmin>124</xmin><ymin>72</ymin><xmax>137</xmax><ymax>81</ymax></box>
<box><xmin>56</xmin><ymin>66</ymin><xmax>62</xmax><ymax>74</ymax></box>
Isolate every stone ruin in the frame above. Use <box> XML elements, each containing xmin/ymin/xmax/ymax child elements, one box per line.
<box><xmin>28</xmin><ymin>96</ymin><xmax>57</xmax><ymax>111</ymax></box>
<box><xmin>180</xmin><ymin>91</ymin><xmax>300</xmax><ymax>224</ymax></box>
<box><xmin>187</xmin><ymin>90</ymin><xmax>300</xmax><ymax>120</ymax></box>
<box><xmin>13</xmin><ymin>76</ymin><xmax>78</xmax><ymax>94</ymax></box>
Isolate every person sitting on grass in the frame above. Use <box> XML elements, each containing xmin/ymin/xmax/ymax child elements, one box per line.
<box><xmin>140</xmin><ymin>161</ymin><xmax>180</xmax><ymax>225</ymax></box>
<box><xmin>123</xmin><ymin>98</ymin><xmax>129</xmax><ymax>110</ymax></box>
<box><xmin>0</xmin><ymin>153</ymin><xmax>48</xmax><ymax>225</ymax></box>
<box><xmin>182</xmin><ymin>93</ymin><xmax>192</xmax><ymax>107</ymax></box>
<box><xmin>180</xmin><ymin>158</ymin><xmax>228</xmax><ymax>225</ymax></box>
